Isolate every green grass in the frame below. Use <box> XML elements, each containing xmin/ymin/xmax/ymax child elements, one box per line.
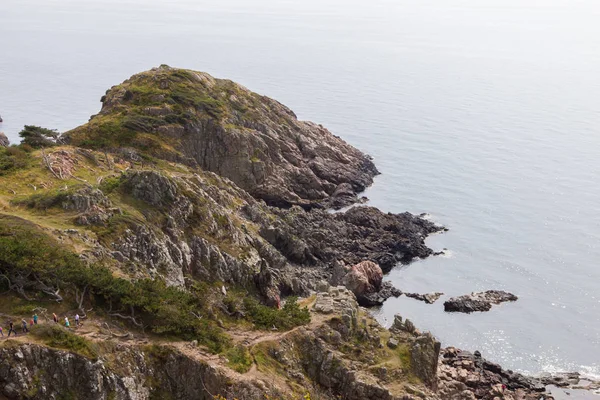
<box><xmin>251</xmin><ymin>341</ymin><xmax>284</xmax><ymax>375</ymax></box>
<box><xmin>98</xmin><ymin>175</ymin><xmax>123</xmax><ymax>194</ymax></box>
<box><xmin>225</xmin><ymin>345</ymin><xmax>253</xmax><ymax>373</ymax></box>
<box><xmin>397</xmin><ymin>344</ymin><xmax>411</xmax><ymax>370</ymax></box>
<box><xmin>31</xmin><ymin>324</ymin><xmax>99</xmax><ymax>359</ymax></box>
<box><xmin>0</xmin><ymin>146</ymin><xmax>33</xmax><ymax>176</ymax></box>
<box><xmin>11</xmin><ymin>187</ymin><xmax>77</xmax><ymax>211</ymax></box>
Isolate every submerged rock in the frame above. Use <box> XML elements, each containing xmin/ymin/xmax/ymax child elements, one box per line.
<box><xmin>444</xmin><ymin>290</ymin><xmax>518</xmax><ymax>313</ymax></box>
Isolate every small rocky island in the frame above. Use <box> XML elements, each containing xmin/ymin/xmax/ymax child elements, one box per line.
<box><xmin>444</xmin><ymin>291</ymin><xmax>519</xmax><ymax>313</ymax></box>
<box><xmin>0</xmin><ymin>66</ymin><xmax>587</xmax><ymax>399</ymax></box>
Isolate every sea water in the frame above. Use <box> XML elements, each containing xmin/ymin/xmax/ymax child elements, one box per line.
<box><xmin>1</xmin><ymin>0</ymin><xmax>599</xmax><ymax>377</ymax></box>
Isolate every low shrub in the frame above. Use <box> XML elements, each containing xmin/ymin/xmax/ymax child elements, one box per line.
<box><xmin>12</xmin><ymin>189</ymin><xmax>74</xmax><ymax>211</ymax></box>
<box><xmin>244</xmin><ymin>297</ymin><xmax>310</xmax><ymax>331</ymax></box>
<box><xmin>225</xmin><ymin>345</ymin><xmax>253</xmax><ymax>373</ymax></box>
<box><xmin>0</xmin><ymin>146</ymin><xmax>32</xmax><ymax>175</ymax></box>
<box><xmin>31</xmin><ymin>324</ymin><xmax>98</xmax><ymax>359</ymax></box>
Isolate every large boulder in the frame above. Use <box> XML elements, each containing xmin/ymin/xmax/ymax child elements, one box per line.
<box><xmin>0</xmin><ymin>132</ymin><xmax>9</xmax><ymax>147</ymax></box>
<box><xmin>343</xmin><ymin>261</ymin><xmax>383</xmax><ymax>297</ymax></box>
<box><xmin>444</xmin><ymin>290</ymin><xmax>518</xmax><ymax>313</ymax></box>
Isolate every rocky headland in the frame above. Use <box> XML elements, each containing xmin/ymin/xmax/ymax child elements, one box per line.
<box><xmin>0</xmin><ymin>66</ymin><xmax>589</xmax><ymax>399</ymax></box>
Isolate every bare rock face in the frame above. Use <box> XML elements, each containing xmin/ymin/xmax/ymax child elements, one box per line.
<box><xmin>0</xmin><ymin>132</ymin><xmax>9</xmax><ymax>147</ymax></box>
<box><xmin>444</xmin><ymin>290</ymin><xmax>518</xmax><ymax>313</ymax></box>
<box><xmin>0</xmin><ymin>343</ymin><xmax>274</xmax><ymax>400</ymax></box>
<box><xmin>246</xmin><ymin>204</ymin><xmax>444</xmax><ymax>274</ymax></box>
<box><xmin>63</xmin><ymin>186</ymin><xmax>118</xmax><ymax>226</ymax></box>
<box><xmin>66</xmin><ymin>65</ymin><xmax>379</xmax><ymax>209</ymax></box>
<box><xmin>410</xmin><ymin>333</ymin><xmax>441</xmax><ymax>390</ymax></box>
<box><xmin>343</xmin><ymin>260</ymin><xmax>383</xmax><ymax>296</ymax></box>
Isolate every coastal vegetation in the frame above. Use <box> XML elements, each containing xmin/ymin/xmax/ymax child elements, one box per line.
<box><xmin>0</xmin><ymin>66</ymin><xmax>488</xmax><ymax>400</ymax></box>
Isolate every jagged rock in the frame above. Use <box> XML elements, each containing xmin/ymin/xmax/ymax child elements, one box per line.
<box><xmin>316</xmin><ymin>280</ymin><xmax>330</xmax><ymax>293</ymax></box>
<box><xmin>404</xmin><ymin>319</ymin><xmax>416</xmax><ymax>334</ymax></box>
<box><xmin>0</xmin><ymin>343</ymin><xmax>276</xmax><ymax>400</ymax></box>
<box><xmin>66</xmin><ymin>65</ymin><xmax>380</xmax><ymax>210</ymax></box>
<box><xmin>405</xmin><ymin>292</ymin><xmax>444</xmax><ymax>304</ymax></box>
<box><xmin>62</xmin><ymin>187</ymin><xmax>118</xmax><ymax>226</ymax></box>
<box><xmin>438</xmin><ymin>347</ymin><xmax>555</xmax><ymax>400</ymax></box>
<box><xmin>247</xmin><ymin>204</ymin><xmax>444</xmax><ymax>275</ymax></box>
<box><xmin>444</xmin><ymin>290</ymin><xmax>518</xmax><ymax>313</ymax></box>
<box><xmin>359</xmin><ymin>281</ymin><xmax>402</xmax><ymax>307</ymax></box>
<box><xmin>314</xmin><ymin>293</ymin><xmax>335</xmax><ymax>314</ymax></box>
<box><xmin>387</xmin><ymin>337</ymin><xmax>399</xmax><ymax>349</ymax></box>
<box><xmin>122</xmin><ymin>170</ymin><xmax>178</xmax><ymax>207</ymax></box>
<box><xmin>392</xmin><ymin>314</ymin><xmax>404</xmax><ymax>330</ymax></box>
<box><xmin>410</xmin><ymin>333</ymin><xmax>441</xmax><ymax>390</ymax></box>
<box><xmin>0</xmin><ymin>132</ymin><xmax>9</xmax><ymax>147</ymax></box>
<box><xmin>63</xmin><ymin>187</ymin><xmax>112</xmax><ymax>212</ymax></box>
<box><xmin>343</xmin><ymin>260</ymin><xmax>383</xmax><ymax>296</ymax></box>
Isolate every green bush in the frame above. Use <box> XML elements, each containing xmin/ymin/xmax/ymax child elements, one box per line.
<box><xmin>0</xmin><ymin>214</ymin><xmax>229</xmax><ymax>352</ymax></box>
<box><xmin>244</xmin><ymin>297</ymin><xmax>310</xmax><ymax>330</ymax></box>
<box><xmin>225</xmin><ymin>345</ymin><xmax>253</xmax><ymax>373</ymax></box>
<box><xmin>10</xmin><ymin>304</ymin><xmax>38</xmax><ymax>315</ymax></box>
<box><xmin>121</xmin><ymin>115</ymin><xmax>165</xmax><ymax>133</ymax></box>
<box><xmin>98</xmin><ymin>175</ymin><xmax>122</xmax><ymax>194</ymax></box>
<box><xmin>0</xmin><ymin>146</ymin><xmax>32</xmax><ymax>175</ymax></box>
<box><xmin>12</xmin><ymin>189</ymin><xmax>73</xmax><ymax>210</ymax></box>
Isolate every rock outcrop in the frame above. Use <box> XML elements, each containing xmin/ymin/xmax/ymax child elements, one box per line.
<box><xmin>405</xmin><ymin>292</ymin><xmax>444</xmax><ymax>304</ymax></box>
<box><xmin>411</xmin><ymin>334</ymin><xmax>442</xmax><ymax>390</ymax></box>
<box><xmin>444</xmin><ymin>290</ymin><xmax>518</xmax><ymax>313</ymax></box>
<box><xmin>246</xmin><ymin>204</ymin><xmax>444</xmax><ymax>274</ymax></box>
<box><xmin>438</xmin><ymin>348</ymin><xmax>548</xmax><ymax>400</ymax></box>
<box><xmin>66</xmin><ymin>65</ymin><xmax>379</xmax><ymax>210</ymax></box>
<box><xmin>0</xmin><ymin>343</ymin><xmax>276</xmax><ymax>400</ymax></box>
<box><xmin>343</xmin><ymin>260</ymin><xmax>383</xmax><ymax>296</ymax></box>
<box><xmin>0</xmin><ymin>68</ymin><xmax>459</xmax><ymax>400</ymax></box>
<box><xmin>0</xmin><ymin>132</ymin><xmax>9</xmax><ymax>147</ymax></box>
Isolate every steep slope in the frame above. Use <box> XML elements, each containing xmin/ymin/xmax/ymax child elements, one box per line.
<box><xmin>0</xmin><ymin>68</ymin><xmax>455</xmax><ymax>400</ymax></box>
<box><xmin>65</xmin><ymin>65</ymin><xmax>378</xmax><ymax>209</ymax></box>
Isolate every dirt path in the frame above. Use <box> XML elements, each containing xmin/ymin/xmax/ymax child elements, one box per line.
<box><xmin>0</xmin><ymin>303</ymin><xmax>329</xmax><ymax>396</ymax></box>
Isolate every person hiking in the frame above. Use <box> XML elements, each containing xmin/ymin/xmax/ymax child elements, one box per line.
<box><xmin>21</xmin><ymin>319</ymin><xmax>28</xmax><ymax>333</ymax></box>
<box><xmin>29</xmin><ymin>318</ymin><xmax>34</xmax><ymax>328</ymax></box>
<box><xmin>75</xmin><ymin>314</ymin><xmax>80</xmax><ymax>327</ymax></box>
<box><xmin>64</xmin><ymin>317</ymin><xmax>70</xmax><ymax>328</ymax></box>
<box><xmin>0</xmin><ymin>326</ymin><xmax>3</xmax><ymax>337</ymax></box>
<box><xmin>33</xmin><ymin>313</ymin><xmax>38</xmax><ymax>325</ymax></box>
<box><xmin>53</xmin><ymin>313</ymin><xmax>58</xmax><ymax>324</ymax></box>
<box><xmin>7</xmin><ymin>321</ymin><xmax>17</xmax><ymax>337</ymax></box>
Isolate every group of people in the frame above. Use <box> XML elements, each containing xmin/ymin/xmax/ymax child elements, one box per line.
<box><xmin>1</xmin><ymin>312</ymin><xmax>81</xmax><ymax>338</ymax></box>
<box><xmin>53</xmin><ymin>313</ymin><xmax>80</xmax><ymax>328</ymax></box>
<box><xmin>0</xmin><ymin>314</ymin><xmax>38</xmax><ymax>337</ymax></box>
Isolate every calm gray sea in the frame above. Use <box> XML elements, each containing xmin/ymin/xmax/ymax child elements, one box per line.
<box><xmin>2</xmin><ymin>0</ymin><xmax>600</xmax><ymax>379</ymax></box>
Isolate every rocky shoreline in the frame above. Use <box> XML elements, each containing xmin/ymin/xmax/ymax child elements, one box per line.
<box><xmin>1</xmin><ymin>66</ymin><xmax>595</xmax><ymax>399</ymax></box>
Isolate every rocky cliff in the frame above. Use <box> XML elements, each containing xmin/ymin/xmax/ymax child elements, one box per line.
<box><xmin>1</xmin><ymin>67</ymin><xmax>565</xmax><ymax>400</ymax></box>
<box><xmin>0</xmin><ymin>66</ymin><xmax>451</xmax><ymax>399</ymax></box>
<box><xmin>65</xmin><ymin>65</ymin><xmax>378</xmax><ymax>210</ymax></box>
